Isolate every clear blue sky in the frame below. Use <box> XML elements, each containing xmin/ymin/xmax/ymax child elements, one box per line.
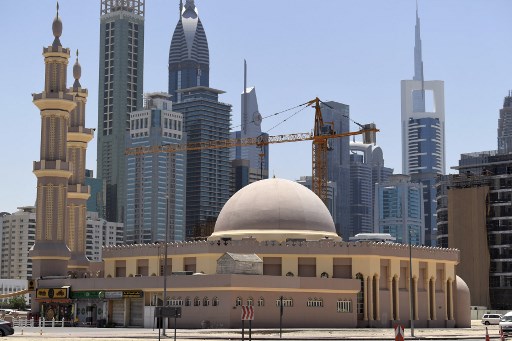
<box><xmin>0</xmin><ymin>0</ymin><xmax>510</xmax><ymax>213</ymax></box>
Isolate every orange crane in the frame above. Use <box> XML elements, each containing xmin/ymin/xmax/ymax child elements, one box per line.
<box><xmin>125</xmin><ymin>98</ymin><xmax>378</xmax><ymax>203</ymax></box>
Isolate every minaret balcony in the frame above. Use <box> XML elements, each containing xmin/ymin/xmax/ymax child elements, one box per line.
<box><xmin>33</xmin><ymin>160</ymin><xmax>72</xmax><ymax>179</ymax></box>
<box><xmin>68</xmin><ymin>184</ymin><xmax>91</xmax><ymax>201</ymax></box>
<box><xmin>68</xmin><ymin>127</ymin><xmax>94</xmax><ymax>143</ymax></box>
<box><xmin>43</xmin><ymin>46</ymin><xmax>70</xmax><ymax>56</ymax></box>
<box><xmin>33</xmin><ymin>92</ymin><xmax>76</xmax><ymax>112</ymax></box>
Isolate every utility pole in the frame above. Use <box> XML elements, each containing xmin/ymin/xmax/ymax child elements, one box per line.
<box><xmin>409</xmin><ymin>228</ymin><xmax>415</xmax><ymax>337</ymax></box>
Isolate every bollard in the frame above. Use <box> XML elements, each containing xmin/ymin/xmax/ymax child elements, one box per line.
<box><xmin>62</xmin><ymin>318</ymin><xmax>65</xmax><ymax>327</ymax></box>
<box><xmin>52</xmin><ymin>317</ymin><xmax>55</xmax><ymax>328</ymax></box>
<box><xmin>21</xmin><ymin>328</ymin><xmax>23</xmax><ymax>335</ymax></box>
<box><xmin>30</xmin><ymin>317</ymin><xmax>33</xmax><ymax>327</ymax></box>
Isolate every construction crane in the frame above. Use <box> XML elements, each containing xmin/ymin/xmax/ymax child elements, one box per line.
<box><xmin>125</xmin><ymin>98</ymin><xmax>379</xmax><ymax>203</ymax></box>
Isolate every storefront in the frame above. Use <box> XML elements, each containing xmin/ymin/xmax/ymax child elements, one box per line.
<box><xmin>35</xmin><ymin>286</ymin><xmax>74</xmax><ymax>322</ymax></box>
<box><xmin>70</xmin><ymin>291</ymin><xmax>107</xmax><ymax>326</ymax></box>
<box><xmin>105</xmin><ymin>290</ymin><xmax>144</xmax><ymax>327</ymax></box>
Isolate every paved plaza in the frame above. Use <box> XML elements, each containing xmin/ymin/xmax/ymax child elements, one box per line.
<box><xmin>3</xmin><ymin>321</ymin><xmax>507</xmax><ymax>340</ymax></box>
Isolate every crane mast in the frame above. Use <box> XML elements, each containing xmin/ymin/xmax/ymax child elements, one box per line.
<box><xmin>125</xmin><ymin>98</ymin><xmax>379</xmax><ymax>205</ymax></box>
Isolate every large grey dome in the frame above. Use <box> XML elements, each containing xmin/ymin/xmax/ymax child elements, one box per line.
<box><xmin>209</xmin><ymin>178</ymin><xmax>340</xmax><ymax>242</ymax></box>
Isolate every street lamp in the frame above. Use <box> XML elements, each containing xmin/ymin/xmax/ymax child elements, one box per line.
<box><xmin>409</xmin><ymin>228</ymin><xmax>415</xmax><ymax>337</ymax></box>
<box><xmin>162</xmin><ymin>195</ymin><xmax>170</xmax><ymax>335</ymax></box>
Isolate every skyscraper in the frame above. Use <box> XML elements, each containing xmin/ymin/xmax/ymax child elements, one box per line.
<box><xmin>97</xmin><ymin>0</ymin><xmax>145</xmax><ymax>223</ymax></box>
<box><xmin>230</xmin><ymin>61</ymin><xmax>269</xmax><ymax>193</ymax></box>
<box><xmin>169</xmin><ymin>0</ymin><xmax>232</xmax><ymax>239</ymax></box>
<box><xmin>168</xmin><ymin>0</ymin><xmax>209</xmax><ymax>103</ymax></box>
<box><xmin>374</xmin><ymin>175</ymin><xmax>424</xmax><ymax>245</ymax></box>
<box><xmin>349</xmin><ymin>142</ymin><xmax>393</xmax><ymax>237</ymax></box>
<box><xmin>125</xmin><ymin>93</ymin><xmax>186</xmax><ymax>243</ymax></box>
<box><xmin>321</xmin><ymin>102</ymin><xmax>350</xmax><ymax>239</ymax></box>
<box><xmin>498</xmin><ymin>92</ymin><xmax>512</xmax><ymax>154</ymax></box>
<box><xmin>401</xmin><ymin>4</ymin><xmax>445</xmax><ymax>246</ymax></box>
<box><xmin>173</xmin><ymin>87</ymin><xmax>231</xmax><ymax>239</ymax></box>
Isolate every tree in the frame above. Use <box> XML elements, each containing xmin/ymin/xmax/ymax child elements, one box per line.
<box><xmin>8</xmin><ymin>295</ymin><xmax>26</xmax><ymax>310</ymax></box>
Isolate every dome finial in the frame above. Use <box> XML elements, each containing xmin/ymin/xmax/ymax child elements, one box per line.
<box><xmin>52</xmin><ymin>1</ymin><xmax>63</xmax><ymax>47</ymax></box>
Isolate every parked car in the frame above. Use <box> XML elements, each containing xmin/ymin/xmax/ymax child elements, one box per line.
<box><xmin>0</xmin><ymin>320</ymin><xmax>14</xmax><ymax>337</ymax></box>
<box><xmin>500</xmin><ymin>312</ymin><xmax>512</xmax><ymax>335</ymax></box>
<box><xmin>482</xmin><ymin>313</ymin><xmax>503</xmax><ymax>325</ymax></box>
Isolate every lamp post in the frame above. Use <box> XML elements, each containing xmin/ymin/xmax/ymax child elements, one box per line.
<box><xmin>409</xmin><ymin>228</ymin><xmax>415</xmax><ymax>337</ymax></box>
<box><xmin>162</xmin><ymin>195</ymin><xmax>170</xmax><ymax>336</ymax></box>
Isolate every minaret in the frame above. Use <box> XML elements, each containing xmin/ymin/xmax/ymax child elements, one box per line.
<box><xmin>66</xmin><ymin>51</ymin><xmax>94</xmax><ymax>272</ymax></box>
<box><xmin>30</xmin><ymin>3</ymin><xmax>74</xmax><ymax>277</ymax></box>
<box><xmin>412</xmin><ymin>0</ymin><xmax>425</xmax><ymax>112</ymax></box>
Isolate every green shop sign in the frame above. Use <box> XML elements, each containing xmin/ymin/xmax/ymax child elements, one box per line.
<box><xmin>70</xmin><ymin>291</ymin><xmax>105</xmax><ymax>299</ymax></box>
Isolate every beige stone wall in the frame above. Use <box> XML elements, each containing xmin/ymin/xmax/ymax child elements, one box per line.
<box><xmin>448</xmin><ymin>186</ymin><xmax>490</xmax><ymax>307</ymax></box>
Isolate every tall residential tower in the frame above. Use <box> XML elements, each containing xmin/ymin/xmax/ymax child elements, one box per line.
<box><xmin>169</xmin><ymin>0</ymin><xmax>231</xmax><ymax>239</ymax></box>
<box><xmin>401</xmin><ymin>4</ymin><xmax>445</xmax><ymax>246</ymax></box>
<box><xmin>97</xmin><ymin>0</ymin><xmax>145</xmax><ymax>222</ymax></box>
<box><xmin>125</xmin><ymin>93</ymin><xmax>187</xmax><ymax>243</ymax></box>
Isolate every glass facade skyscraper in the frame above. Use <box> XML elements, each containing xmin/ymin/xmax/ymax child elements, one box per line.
<box><xmin>173</xmin><ymin>87</ymin><xmax>231</xmax><ymax>239</ymax></box>
<box><xmin>401</xmin><ymin>4</ymin><xmax>445</xmax><ymax>246</ymax></box>
<box><xmin>321</xmin><ymin>101</ymin><xmax>350</xmax><ymax>239</ymax></box>
<box><xmin>374</xmin><ymin>174</ymin><xmax>424</xmax><ymax>245</ymax></box>
<box><xmin>125</xmin><ymin>94</ymin><xmax>186</xmax><ymax>243</ymax></box>
<box><xmin>349</xmin><ymin>142</ymin><xmax>393</xmax><ymax>237</ymax></box>
<box><xmin>97</xmin><ymin>0</ymin><xmax>145</xmax><ymax>223</ymax></box>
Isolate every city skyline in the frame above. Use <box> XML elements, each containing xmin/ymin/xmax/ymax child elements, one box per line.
<box><xmin>0</xmin><ymin>0</ymin><xmax>510</xmax><ymax>213</ymax></box>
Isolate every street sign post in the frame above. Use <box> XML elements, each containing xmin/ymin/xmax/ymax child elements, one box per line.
<box><xmin>155</xmin><ymin>307</ymin><xmax>181</xmax><ymax>341</ymax></box>
<box><xmin>241</xmin><ymin>306</ymin><xmax>254</xmax><ymax>341</ymax></box>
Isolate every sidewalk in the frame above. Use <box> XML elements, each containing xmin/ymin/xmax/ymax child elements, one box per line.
<box><xmin>8</xmin><ymin>320</ymin><xmax>505</xmax><ymax>340</ymax></box>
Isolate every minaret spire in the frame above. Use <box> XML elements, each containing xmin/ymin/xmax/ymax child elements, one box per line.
<box><xmin>179</xmin><ymin>0</ymin><xmax>183</xmax><ymax>19</ymax></box>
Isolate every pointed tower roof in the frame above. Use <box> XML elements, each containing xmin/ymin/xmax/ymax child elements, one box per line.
<box><xmin>168</xmin><ymin>0</ymin><xmax>209</xmax><ymax>66</ymax></box>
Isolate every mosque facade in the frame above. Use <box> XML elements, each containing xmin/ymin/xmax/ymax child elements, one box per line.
<box><xmin>34</xmin><ymin>179</ymin><xmax>471</xmax><ymax>328</ymax></box>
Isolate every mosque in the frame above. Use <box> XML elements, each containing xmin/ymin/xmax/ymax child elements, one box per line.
<box><xmin>36</xmin><ymin>178</ymin><xmax>471</xmax><ymax>328</ymax></box>
<box><xmin>30</xmin><ymin>3</ymin><xmax>470</xmax><ymax>330</ymax></box>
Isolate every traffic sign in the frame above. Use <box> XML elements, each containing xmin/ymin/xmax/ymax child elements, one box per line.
<box><xmin>155</xmin><ymin>306</ymin><xmax>182</xmax><ymax>318</ymax></box>
<box><xmin>241</xmin><ymin>306</ymin><xmax>254</xmax><ymax>321</ymax></box>
<box><xmin>394</xmin><ymin>324</ymin><xmax>404</xmax><ymax>341</ymax></box>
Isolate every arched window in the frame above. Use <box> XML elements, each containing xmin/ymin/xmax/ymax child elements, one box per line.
<box><xmin>203</xmin><ymin>297</ymin><xmax>210</xmax><ymax>306</ymax></box>
<box><xmin>276</xmin><ymin>297</ymin><xmax>293</xmax><ymax>307</ymax></box>
<box><xmin>235</xmin><ymin>297</ymin><xmax>242</xmax><ymax>307</ymax></box>
<box><xmin>321</xmin><ymin>272</ymin><xmax>329</xmax><ymax>278</ymax></box>
<box><xmin>286</xmin><ymin>272</ymin><xmax>294</xmax><ymax>277</ymax></box>
<box><xmin>185</xmin><ymin>297</ymin><xmax>191</xmax><ymax>306</ymax></box>
<box><xmin>247</xmin><ymin>297</ymin><xmax>253</xmax><ymax>306</ymax></box>
<box><xmin>307</xmin><ymin>297</ymin><xmax>323</xmax><ymax>307</ymax></box>
<box><xmin>258</xmin><ymin>297</ymin><xmax>264</xmax><ymax>307</ymax></box>
<box><xmin>194</xmin><ymin>297</ymin><xmax>201</xmax><ymax>306</ymax></box>
<box><xmin>212</xmin><ymin>297</ymin><xmax>219</xmax><ymax>306</ymax></box>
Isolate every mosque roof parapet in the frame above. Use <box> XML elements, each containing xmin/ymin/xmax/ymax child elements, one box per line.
<box><xmin>103</xmin><ymin>239</ymin><xmax>459</xmax><ymax>262</ymax></box>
